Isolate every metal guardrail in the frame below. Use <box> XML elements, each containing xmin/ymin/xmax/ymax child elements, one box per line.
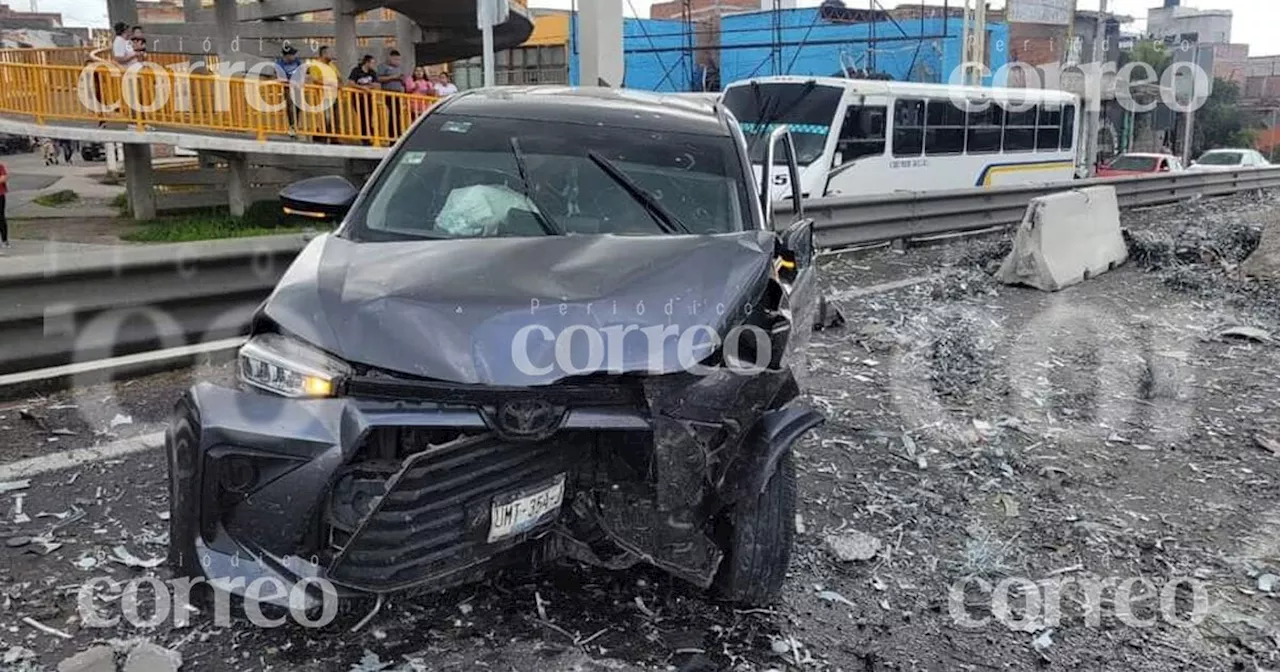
<box><xmin>0</xmin><ymin>236</ymin><xmax>307</xmax><ymax>376</ymax></box>
<box><xmin>0</xmin><ymin>168</ymin><xmax>1277</xmax><ymax>377</ymax></box>
<box><xmin>784</xmin><ymin>167</ymin><xmax>1280</xmax><ymax>249</ymax></box>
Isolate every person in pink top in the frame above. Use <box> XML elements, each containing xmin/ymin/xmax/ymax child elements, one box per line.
<box><xmin>405</xmin><ymin>66</ymin><xmax>436</xmax><ymax>116</ymax></box>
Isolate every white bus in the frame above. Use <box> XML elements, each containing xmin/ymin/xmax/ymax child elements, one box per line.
<box><xmin>719</xmin><ymin>76</ymin><xmax>1082</xmax><ymax>200</ymax></box>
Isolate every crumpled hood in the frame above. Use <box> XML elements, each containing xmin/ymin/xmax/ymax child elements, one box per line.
<box><xmin>262</xmin><ymin>232</ymin><xmax>777</xmax><ymax>386</ymax></box>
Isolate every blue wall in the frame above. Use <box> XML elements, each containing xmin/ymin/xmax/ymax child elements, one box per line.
<box><xmin>568</xmin><ymin>16</ymin><xmax>696</xmax><ymax>92</ymax></box>
<box><xmin>567</xmin><ymin>9</ymin><xmax>1012</xmax><ymax>92</ymax></box>
<box><xmin>719</xmin><ymin>10</ymin><xmax>1009</xmax><ymax>86</ymax></box>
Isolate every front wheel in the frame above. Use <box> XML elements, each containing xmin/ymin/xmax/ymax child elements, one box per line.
<box><xmin>713</xmin><ymin>450</ymin><xmax>796</xmax><ymax>605</ymax></box>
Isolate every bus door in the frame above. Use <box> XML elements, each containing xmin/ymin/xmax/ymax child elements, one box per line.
<box><xmin>825</xmin><ymin>96</ymin><xmax>889</xmax><ymax>196</ymax></box>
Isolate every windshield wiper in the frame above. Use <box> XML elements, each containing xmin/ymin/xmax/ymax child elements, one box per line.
<box><xmin>509</xmin><ymin>137</ymin><xmax>564</xmax><ymax>236</ymax></box>
<box><xmin>746</xmin><ymin>80</ymin><xmax>817</xmax><ymax>155</ymax></box>
<box><xmin>585</xmin><ymin>151</ymin><xmax>691</xmax><ymax>235</ymax></box>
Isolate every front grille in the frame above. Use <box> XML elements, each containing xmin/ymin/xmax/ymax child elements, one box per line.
<box><xmin>327</xmin><ymin>431</ymin><xmax>586</xmax><ymax>592</ymax></box>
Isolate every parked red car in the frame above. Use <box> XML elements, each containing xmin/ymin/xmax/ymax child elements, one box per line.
<box><xmin>1096</xmin><ymin>153</ymin><xmax>1184</xmax><ymax>178</ymax></box>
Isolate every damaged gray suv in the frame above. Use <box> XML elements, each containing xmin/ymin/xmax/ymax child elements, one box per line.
<box><xmin>166</xmin><ymin>87</ymin><xmax>823</xmax><ymax>610</ymax></box>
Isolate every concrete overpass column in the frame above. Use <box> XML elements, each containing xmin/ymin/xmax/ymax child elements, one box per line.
<box><xmin>395</xmin><ymin>13</ymin><xmax>418</xmax><ymax>71</ymax></box>
<box><xmin>227</xmin><ymin>153</ymin><xmax>250</xmax><ymax>218</ymax></box>
<box><xmin>214</xmin><ymin>0</ymin><xmax>238</xmax><ymax>65</ymax></box>
<box><xmin>124</xmin><ymin>145</ymin><xmax>157</xmax><ymax>221</ymax></box>
<box><xmin>333</xmin><ymin>0</ymin><xmax>359</xmax><ymax>75</ymax></box>
<box><xmin>107</xmin><ymin>0</ymin><xmax>156</xmax><ymax>222</ymax></box>
<box><xmin>580</xmin><ymin>0</ymin><xmax>624</xmax><ymax>88</ymax></box>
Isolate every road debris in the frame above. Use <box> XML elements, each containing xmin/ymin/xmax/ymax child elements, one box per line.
<box><xmin>0</xmin><ymin>478</ymin><xmax>30</xmax><ymax>494</ymax></box>
<box><xmin>56</xmin><ymin>646</ymin><xmax>115</xmax><ymax>672</ymax></box>
<box><xmin>23</xmin><ymin>615</ymin><xmax>73</xmax><ymax>639</ymax></box>
<box><xmin>110</xmin><ymin>545</ymin><xmax>165</xmax><ymax>569</ymax></box>
<box><xmin>816</xmin><ymin>589</ymin><xmax>856</xmax><ymax>608</ymax></box>
<box><xmin>824</xmin><ymin>530</ymin><xmax>882</xmax><ymax>562</ymax></box>
<box><xmin>1218</xmin><ymin>325</ymin><xmax>1274</xmax><ymax>344</ymax></box>
<box><xmin>121</xmin><ymin>641</ymin><xmax>182</xmax><ymax>672</ymax></box>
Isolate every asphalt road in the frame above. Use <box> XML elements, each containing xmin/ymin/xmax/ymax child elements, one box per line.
<box><xmin>2</xmin><ymin>196</ymin><xmax>1279</xmax><ymax>671</ymax></box>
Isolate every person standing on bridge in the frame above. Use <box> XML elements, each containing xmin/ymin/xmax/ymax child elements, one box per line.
<box><xmin>111</xmin><ymin>22</ymin><xmax>139</xmax><ymax>67</ymax></box>
<box><xmin>0</xmin><ymin>159</ymin><xmax>8</xmax><ymax>249</ymax></box>
<box><xmin>377</xmin><ymin>49</ymin><xmax>406</xmax><ymax>139</ymax></box>
<box><xmin>276</xmin><ymin>44</ymin><xmax>303</xmax><ymax>138</ymax></box>
<box><xmin>347</xmin><ymin>55</ymin><xmax>378</xmax><ymax>145</ymax></box>
<box><xmin>308</xmin><ymin>46</ymin><xmax>341</xmax><ymax>144</ymax></box>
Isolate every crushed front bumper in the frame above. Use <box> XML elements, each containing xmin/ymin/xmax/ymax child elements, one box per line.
<box><xmin>169</xmin><ymin>371</ymin><xmax>819</xmax><ymax>603</ymax></box>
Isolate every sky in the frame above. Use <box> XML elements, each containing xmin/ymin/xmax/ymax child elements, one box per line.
<box><xmin>35</xmin><ymin>0</ymin><xmax>1280</xmax><ymax>56</ymax></box>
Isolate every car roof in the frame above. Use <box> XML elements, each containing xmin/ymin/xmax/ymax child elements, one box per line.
<box><xmin>1201</xmin><ymin>149</ymin><xmax>1249</xmax><ymax>154</ymax></box>
<box><xmin>1119</xmin><ymin>153</ymin><xmax>1172</xmax><ymax>159</ymax></box>
<box><xmin>435</xmin><ymin>86</ymin><xmax>734</xmax><ymax>137</ymax></box>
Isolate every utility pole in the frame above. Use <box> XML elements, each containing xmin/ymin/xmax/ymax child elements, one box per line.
<box><xmin>478</xmin><ymin>0</ymin><xmax>509</xmax><ymax>88</ymax></box>
<box><xmin>1084</xmin><ymin>0</ymin><xmax>1107</xmax><ymax>176</ymax></box>
<box><xmin>974</xmin><ymin>0</ymin><xmax>986</xmax><ymax>82</ymax></box>
<box><xmin>960</xmin><ymin>0</ymin><xmax>971</xmax><ymax>84</ymax></box>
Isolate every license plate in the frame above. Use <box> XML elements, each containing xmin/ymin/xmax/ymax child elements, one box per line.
<box><xmin>487</xmin><ymin>474</ymin><xmax>566</xmax><ymax>543</ymax></box>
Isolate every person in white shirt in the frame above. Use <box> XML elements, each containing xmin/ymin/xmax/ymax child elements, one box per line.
<box><xmin>111</xmin><ymin>22</ymin><xmax>138</xmax><ymax>66</ymax></box>
<box><xmin>434</xmin><ymin>71</ymin><xmax>458</xmax><ymax>96</ymax></box>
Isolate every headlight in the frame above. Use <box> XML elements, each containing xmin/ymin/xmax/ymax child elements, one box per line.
<box><xmin>238</xmin><ymin>333</ymin><xmax>350</xmax><ymax>398</ymax></box>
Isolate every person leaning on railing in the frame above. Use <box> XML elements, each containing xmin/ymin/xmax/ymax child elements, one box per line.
<box><xmin>377</xmin><ymin>49</ymin><xmax>406</xmax><ymax>138</ymax></box>
<box><xmin>110</xmin><ymin>22</ymin><xmax>139</xmax><ymax>67</ymax></box>
<box><xmin>347</xmin><ymin>54</ymin><xmax>378</xmax><ymax>145</ymax></box>
<box><xmin>308</xmin><ymin>46</ymin><xmax>341</xmax><ymax>144</ymax></box>
<box><xmin>405</xmin><ymin>66</ymin><xmax>435</xmax><ymax>117</ymax></box>
<box><xmin>276</xmin><ymin>44</ymin><xmax>303</xmax><ymax>138</ymax></box>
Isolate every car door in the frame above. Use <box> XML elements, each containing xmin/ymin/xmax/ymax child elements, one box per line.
<box><xmin>761</xmin><ymin>126</ymin><xmax>818</xmax><ymax>385</ymax></box>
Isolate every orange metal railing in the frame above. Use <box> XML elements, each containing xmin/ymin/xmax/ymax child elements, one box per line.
<box><xmin>0</xmin><ymin>47</ymin><xmax>98</xmax><ymax>67</ymax></box>
<box><xmin>0</xmin><ymin>57</ymin><xmax>439</xmax><ymax>147</ymax></box>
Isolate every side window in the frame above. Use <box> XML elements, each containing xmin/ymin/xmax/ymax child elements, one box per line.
<box><xmin>1003</xmin><ymin>102</ymin><xmax>1036</xmax><ymax>152</ymax></box>
<box><xmin>893</xmin><ymin>99</ymin><xmax>925</xmax><ymax>157</ymax></box>
<box><xmin>966</xmin><ymin>101</ymin><xmax>1002</xmax><ymax>154</ymax></box>
<box><xmin>835</xmin><ymin>104</ymin><xmax>887</xmax><ymax>164</ymax></box>
<box><xmin>925</xmin><ymin>100</ymin><xmax>966</xmax><ymax>155</ymax></box>
<box><xmin>1036</xmin><ymin>105</ymin><xmax>1062</xmax><ymax>152</ymax></box>
<box><xmin>1060</xmin><ymin>104</ymin><xmax>1076</xmax><ymax>151</ymax></box>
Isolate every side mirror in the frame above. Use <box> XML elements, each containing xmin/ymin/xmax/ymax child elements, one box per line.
<box><xmin>280</xmin><ymin>175</ymin><xmax>359</xmax><ymax>222</ymax></box>
<box><xmin>780</xmin><ymin>219</ymin><xmax>814</xmax><ymax>269</ymax></box>
<box><xmin>760</xmin><ymin>125</ymin><xmax>803</xmax><ymax>229</ymax></box>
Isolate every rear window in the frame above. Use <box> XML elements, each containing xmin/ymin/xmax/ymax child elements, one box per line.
<box><xmin>1197</xmin><ymin>152</ymin><xmax>1243</xmax><ymax>166</ymax></box>
<box><xmin>1107</xmin><ymin>155</ymin><xmax>1158</xmax><ymax>172</ymax></box>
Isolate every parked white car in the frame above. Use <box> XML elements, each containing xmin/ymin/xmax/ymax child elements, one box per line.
<box><xmin>1186</xmin><ymin>149</ymin><xmax>1272</xmax><ymax>172</ymax></box>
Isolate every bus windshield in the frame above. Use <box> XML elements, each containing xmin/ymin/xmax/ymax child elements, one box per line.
<box><xmin>722</xmin><ymin>82</ymin><xmax>843</xmax><ymax>167</ymax></box>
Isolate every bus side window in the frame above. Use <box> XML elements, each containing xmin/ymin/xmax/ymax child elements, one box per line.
<box><xmin>893</xmin><ymin>99</ymin><xmax>925</xmax><ymax>157</ymax></box>
<box><xmin>966</xmin><ymin>101</ymin><xmax>1002</xmax><ymax>154</ymax></box>
<box><xmin>836</xmin><ymin>105</ymin><xmax>887</xmax><ymax>165</ymax></box>
<box><xmin>1060</xmin><ymin>104</ymin><xmax>1076</xmax><ymax>151</ymax></box>
<box><xmin>1037</xmin><ymin>105</ymin><xmax>1062</xmax><ymax>151</ymax></box>
<box><xmin>1003</xmin><ymin>102</ymin><xmax>1036</xmax><ymax>152</ymax></box>
<box><xmin>925</xmin><ymin>100</ymin><xmax>965</xmax><ymax>155</ymax></box>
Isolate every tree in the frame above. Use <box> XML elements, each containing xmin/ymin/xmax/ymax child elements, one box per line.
<box><xmin>1192</xmin><ymin>78</ymin><xmax>1260</xmax><ymax>156</ymax></box>
<box><xmin>1124</xmin><ymin>40</ymin><xmax>1172</xmax><ymax>73</ymax></box>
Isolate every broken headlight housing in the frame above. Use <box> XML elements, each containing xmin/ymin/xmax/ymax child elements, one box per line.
<box><xmin>238</xmin><ymin>333</ymin><xmax>351</xmax><ymax>398</ymax></box>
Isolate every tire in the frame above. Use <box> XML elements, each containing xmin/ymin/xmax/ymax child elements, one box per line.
<box><xmin>166</xmin><ymin>397</ymin><xmax>203</xmax><ymax>581</ymax></box>
<box><xmin>713</xmin><ymin>449</ymin><xmax>797</xmax><ymax>605</ymax></box>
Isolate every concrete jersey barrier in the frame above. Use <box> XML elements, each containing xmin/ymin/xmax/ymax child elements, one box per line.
<box><xmin>997</xmin><ymin>185</ymin><xmax>1129</xmax><ymax>292</ymax></box>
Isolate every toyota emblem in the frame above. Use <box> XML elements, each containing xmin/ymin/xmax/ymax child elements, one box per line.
<box><xmin>493</xmin><ymin>399</ymin><xmax>564</xmax><ymax>440</ymax></box>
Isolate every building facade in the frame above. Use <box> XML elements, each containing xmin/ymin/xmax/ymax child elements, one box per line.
<box><xmin>1147</xmin><ymin>2</ymin><xmax>1231</xmax><ymax>45</ymax></box>
<box><xmin>0</xmin><ymin>2</ymin><xmax>62</xmax><ymax>29</ymax></box>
